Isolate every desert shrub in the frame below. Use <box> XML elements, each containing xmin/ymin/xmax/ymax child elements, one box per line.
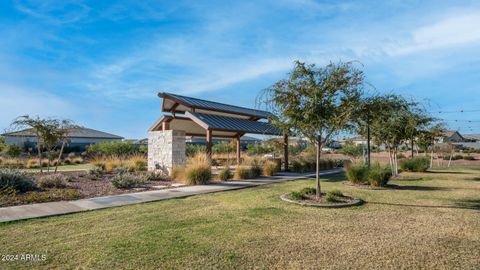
<box><xmin>249</xmin><ymin>164</ymin><xmax>262</xmax><ymax>178</ymax></box>
<box><xmin>325</xmin><ymin>192</ymin><xmax>340</xmax><ymax>202</ymax></box>
<box><xmin>38</xmin><ymin>174</ymin><xmax>67</xmax><ymax>189</ymax></box>
<box><xmin>368</xmin><ymin>163</ymin><xmax>392</xmax><ymax>187</ymax></box>
<box><xmin>72</xmin><ymin>157</ymin><xmax>84</xmax><ymax>164</ymax></box>
<box><xmin>329</xmin><ymin>189</ymin><xmax>343</xmax><ymax>196</ymax></box>
<box><xmin>464</xmin><ymin>156</ymin><xmax>476</xmax><ymax>161</ymax></box>
<box><xmin>186</xmin><ymin>144</ymin><xmax>206</xmax><ymax>157</ymax></box>
<box><xmin>63</xmin><ymin>158</ymin><xmax>72</xmax><ymax>165</ymax></box>
<box><xmin>2</xmin><ymin>158</ymin><xmax>25</xmax><ymax>169</ymax></box>
<box><xmin>346</xmin><ymin>164</ymin><xmax>368</xmax><ymax>184</ymax></box>
<box><xmin>169</xmin><ymin>166</ymin><xmax>185</xmax><ymax>180</ymax></box>
<box><xmin>111</xmin><ymin>173</ymin><xmax>146</xmax><ymax>189</ymax></box>
<box><xmin>291</xmin><ymin>160</ymin><xmax>303</xmax><ymax>173</ymax></box>
<box><xmin>218</xmin><ymin>166</ymin><xmax>233</xmax><ymax>181</ymax></box>
<box><xmin>234</xmin><ymin>166</ymin><xmax>251</xmax><ymax>179</ymax></box>
<box><xmin>41</xmin><ymin>159</ymin><xmax>49</xmax><ymax>167</ymax></box>
<box><xmin>290</xmin><ymin>191</ymin><xmax>305</xmax><ymax>200</ymax></box>
<box><xmin>246</xmin><ymin>144</ymin><xmax>272</xmax><ymax>155</ymax></box>
<box><xmin>145</xmin><ymin>171</ymin><xmax>170</xmax><ymax>181</ymax></box>
<box><xmin>113</xmin><ymin>166</ymin><xmax>129</xmax><ymax>175</ymax></box>
<box><xmin>88</xmin><ymin>167</ymin><xmax>105</xmax><ymax>180</ymax></box>
<box><xmin>184</xmin><ymin>154</ymin><xmax>211</xmax><ymax>185</ymax></box>
<box><xmin>400</xmin><ymin>157</ymin><xmax>429</xmax><ymax>172</ymax></box>
<box><xmin>26</xmin><ymin>159</ymin><xmax>40</xmax><ymax>168</ymax></box>
<box><xmin>6</xmin><ymin>189</ymin><xmax>83</xmax><ymax>206</ymax></box>
<box><xmin>0</xmin><ymin>169</ymin><xmax>37</xmax><ymax>192</ymax></box>
<box><xmin>263</xmin><ymin>160</ymin><xmax>278</xmax><ymax>176</ymax></box>
<box><xmin>300</xmin><ymin>187</ymin><xmax>316</xmax><ymax>195</ymax></box>
<box><xmin>4</xmin><ymin>144</ymin><xmax>22</xmax><ymax>158</ymax></box>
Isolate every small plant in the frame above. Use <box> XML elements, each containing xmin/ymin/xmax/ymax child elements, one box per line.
<box><xmin>263</xmin><ymin>160</ymin><xmax>278</xmax><ymax>176</ymax></box>
<box><xmin>26</xmin><ymin>159</ymin><xmax>40</xmax><ymax>169</ymax></box>
<box><xmin>170</xmin><ymin>166</ymin><xmax>185</xmax><ymax>181</ymax></box>
<box><xmin>88</xmin><ymin>167</ymin><xmax>105</xmax><ymax>180</ymax></box>
<box><xmin>291</xmin><ymin>160</ymin><xmax>303</xmax><ymax>173</ymax></box>
<box><xmin>290</xmin><ymin>191</ymin><xmax>305</xmax><ymax>200</ymax></box>
<box><xmin>218</xmin><ymin>166</ymin><xmax>233</xmax><ymax>181</ymax></box>
<box><xmin>129</xmin><ymin>155</ymin><xmax>147</xmax><ymax>171</ymax></box>
<box><xmin>300</xmin><ymin>187</ymin><xmax>316</xmax><ymax>195</ymax></box>
<box><xmin>400</xmin><ymin>157</ymin><xmax>429</xmax><ymax>172</ymax></box>
<box><xmin>146</xmin><ymin>171</ymin><xmax>170</xmax><ymax>181</ymax></box>
<box><xmin>325</xmin><ymin>192</ymin><xmax>340</xmax><ymax>202</ymax></box>
<box><xmin>328</xmin><ymin>189</ymin><xmax>343</xmax><ymax>196</ymax></box>
<box><xmin>113</xmin><ymin>166</ymin><xmax>129</xmax><ymax>175</ymax></box>
<box><xmin>72</xmin><ymin>157</ymin><xmax>84</xmax><ymax>164</ymax></box>
<box><xmin>38</xmin><ymin>174</ymin><xmax>68</xmax><ymax>189</ymax></box>
<box><xmin>346</xmin><ymin>164</ymin><xmax>368</xmax><ymax>184</ymax></box>
<box><xmin>111</xmin><ymin>173</ymin><xmax>146</xmax><ymax>189</ymax></box>
<box><xmin>464</xmin><ymin>156</ymin><xmax>476</xmax><ymax>161</ymax></box>
<box><xmin>234</xmin><ymin>166</ymin><xmax>251</xmax><ymax>179</ymax></box>
<box><xmin>0</xmin><ymin>169</ymin><xmax>37</xmax><ymax>192</ymax></box>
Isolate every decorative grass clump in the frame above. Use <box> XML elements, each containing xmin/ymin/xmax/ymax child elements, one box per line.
<box><xmin>217</xmin><ymin>166</ymin><xmax>233</xmax><ymax>181</ymax></box>
<box><xmin>38</xmin><ymin>174</ymin><xmax>68</xmax><ymax>189</ymax></box>
<box><xmin>184</xmin><ymin>154</ymin><xmax>211</xmax><ymax>185</ymax></box>
<box><xmin>0</xmin><ymin>169</ymin><xmax>37</xmax><ymax>192</ymax></box>
<box><xmin>263</xmin><ymin>160</ymin><xmax>278</xmax><ymax>176</ymax></box>
<box><xmin>111</xmin><ymin>172</ymin><xmax>146</xmax><ymax>189</ymax></box>
<box><xmin>346</xmin><ymin>164</ymin><xmax>368</xmax><ymax>184</ymax></box>
<box><xmin>234</xmin><ymin>166</ymin><xmax>251</xmax><ymax>179</ymax></box>
<box><xmin>325</xmin><ymin>192</ymin><xmax>340</xmax><ymax>202</ymax></box>
<box><xmin>129</xmin><ymin>155</ymin><xmax>147</xmax><ymax>172</ymax></box>
<box><xmin>400</xmin><ymin>157</ymin><xmax>429</xmax><ymax>172</ymax></box>
<box><xmin>368</xmin><ymin>163</ymin><xmax>392</xmax><ymax>187</ymax></box>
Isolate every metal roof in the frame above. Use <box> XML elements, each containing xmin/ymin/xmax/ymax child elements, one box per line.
<box><xmin>186</xmin><ymin>111</ymin><xmax>282</xmax><ymax>135</ymax></box>
<box><xmin>3</xmin><ymin>127</ymin><xmax>124</xmax><ymax>139</ymax></box>
<box><xmin>159</xmin><ymin>92</ymin><xmax>271</xmax><ymax>119</ymax></box>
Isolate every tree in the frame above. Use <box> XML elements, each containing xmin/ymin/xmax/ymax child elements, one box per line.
<box><xmin>54</xmin><ymin>120</ymin><xmax>78</xmax><ymax>172</ymax></box>
<box><xmin>11</xmin><ymin>116</ymin><xmax>77</xmax><ymax>173</ymax></box>
<box><xmin>0</xmin><ymin>136</ymin><xmax>7</xmax><ymax>153</ymax></box>
<box><xmin>259</xmin><ymin>61</ymin><xmax>363</xmax><ymax>198</ymax></box>
<box><xmin>417</xmin><ymin>123</ymin><xmax>445</xmax><ymax>168</ymax></box>
<box><xmin>340</xmin><ymin>141</ymin><xmax>364</xmax><ymax>162</ymax></box>
<box><xmin>5</xmin><ymin>144</ymin><xmax>22</xmax><ymax>158</ymax></box>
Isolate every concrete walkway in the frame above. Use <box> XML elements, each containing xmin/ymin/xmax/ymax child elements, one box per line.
<box><xmin>0</xmin><ymin>168</ymin><xmax>343</xmax><ymax>223</ymax></box>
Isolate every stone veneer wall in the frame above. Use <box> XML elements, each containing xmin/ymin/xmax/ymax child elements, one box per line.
<box><xmin>148</xmin><ymin>130</ymin><xmax>186</xmax><ymax>173</ymax></box>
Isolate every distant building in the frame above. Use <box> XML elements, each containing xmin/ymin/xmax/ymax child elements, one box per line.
<box><xmin>2</xmin><ymin>127</ymin><xmax>123</xmax><ymax>152</ymax></box>
<box><xmin>339</xmin><ymin>136</ymin><xmax>367</xmax><ymax>146</ymax></box>
<box><xmin>440</xmin><ymin>131</ymin><xmax>467</xmax><ymax>143</ymax></box>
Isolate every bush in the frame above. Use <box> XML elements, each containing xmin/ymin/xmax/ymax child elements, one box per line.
<box><xmin>346</xmin><ymin>164</ymin><xmax>368</xmax><ymax>184</ymax></box>
<box><xmin>0</xmin><ymin>169</ymin><xmax>37</xmax><ymax>192</ymax></box>
<box><xmin>291</xmin><ymin>160</ymin><xmax>303</xmax><ymax>173</ymax></box>
<box><xmin>145</xmin><ymin>171</ymin><xmax>170</xmax><ymax>181</ymax></box>
<box><xmin>170</xmin><ymin>166</ymin><xmax>185</xmax><ymax>180</ymax></box>
<box><xmin>1</xmin><ymin>158</ymin><xmax>25</xmax><ymax>169</ymax></box>
<box><xmin>129</xmin><ymin>155</ymin><xmax>147</xmax><ymax>172</ymax></box>
<box><xmin>38</xmin><ymin>174</ymin><xmax>68</xmax><ymax>189</ymax></box>
<box><xmin>4</xmin><ymin>144</ymin><xmax>22</xmax><ymax>158</ymax></box>
<box><xmin>1</xmin><ymin>188</ymin><xmax>83</xmax><ymax>206</ymax></box>
<box><xmin>368</xmin><ymin>163</ymin><xmax>392</xmax><ymax>187</ymax></box>
<box><xmin>26</xmin><ymin>159</ymin><xmax>40</xmax><ymax>168</ymax></box>
<box><xmin>218</xmin><ymin>166</ymin><xmax>233</xmax><ymax>181</ymax></box>
<box><xmin>300</xmin><ymin>187</ymin><xmax>316</xmax><ymax>195</ymax></box>
<box><xmin>263</xmin><ymin>160</ymin><xmax>279</xmax><ymax>176</ymax></box>
<box><xmin>400</xmin><ymin>157</ymin><xmax>429</xmax><ymax>172</ymax></box>
<box><xmin>87</xmin><ymin>141</ymin><xmax>136</xmax><ymax>157</ymax></box>
<box><xmin>464</xmin><ymin>156</ymin><xmax>476</xmax><ymax>161</ymax></box>
<box><xmin>290</xmin><ymin>191</ymin><xmax>305</xmax><ymax>200</ymax></box>
<box><xmin>325</xmin><ymin>192</ymin><xmax>340</xmax><ymax>202</ymax></box>
<box><xmin>184</xmin><ymin>154</ymin><xmax>211</xmax><ymax>185</ymax></box>
<box><xmin>249</xmin><ymin>164</ymin><xmax>262</xmax><ymax>178</ymax></box>
<box><xmin>234</xmin><ymin>166</ymin><xmax>251</xmax><ymax>179</ymax></box>
<box><xmin>111</xmin><ymin>173</ymin><xmax>146</xmax><ymax>189</ymax></box>
<box><xmin>72</xmin><ymin>157</ymin><xmax>84</xmax><ymax>164</ymax></box>
<box><xmin>88</xmin><ymin>167</ymin><xmax>105</xmax><ymax>180</ymax></box>
<box><xmin>329</xmin><ymin>189</ymin><xmax>343</xmax><ymax>196</ymax></box>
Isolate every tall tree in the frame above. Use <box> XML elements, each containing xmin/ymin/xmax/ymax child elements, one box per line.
<box><xmin>259</xmin><ymin>61</ymin><xmax>363</xmax><ymax>198</ymax></box>
<box><xmin>417</xmin><ymin>123</ymin><xmax>445</xmax><ymax>168</ymax></box>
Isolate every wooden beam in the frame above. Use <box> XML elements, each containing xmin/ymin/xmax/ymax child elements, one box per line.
<box><xmin>236</xmin><ymin>135</ymin><xmax>241</xmax><ymax>165</ymax></box>
<box><xmin>206</xmin><ymin>129</ymin><xmax>212</xmax><ymax>161</ymax></box>
<box><xmin>162</xmin><ymin>121</ymin><xmax>170</xmax><ymax>131</ymax></box>
<box><xmin>284</xmin><ymin>134</ymin><xmax>289</xmax><ymax>171</ymax></box>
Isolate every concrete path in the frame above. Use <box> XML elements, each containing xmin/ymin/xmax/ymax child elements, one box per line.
<box><xmin>0</xmin><ymin>168</ymin><xmax>343</xmax><ymax>223</ymax></box>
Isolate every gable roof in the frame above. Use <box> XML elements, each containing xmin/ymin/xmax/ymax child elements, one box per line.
<box><xmin>159</xmin><ymin>92</ymin><xmax>271</xmax><ymax>119</ymax></box>
<box><xmin>3</xmin><ymin>127</ymin><xmax>123</xmax><ymax>139</ymax></box>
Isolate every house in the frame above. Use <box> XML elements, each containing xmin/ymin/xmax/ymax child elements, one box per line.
<box><xmin>2</xmin><ymin>127</ymin><xmax>124</xmax><ymax>152</ymax></box>
<box><xmin>439</xmin><ymin>131</ymin><xmax>467</xmax><ymax>143</ymax></box>
<box><xmin>339</xmin><ymin>136</ymin><xmax>367</xmax><ymax>146</ymax></box>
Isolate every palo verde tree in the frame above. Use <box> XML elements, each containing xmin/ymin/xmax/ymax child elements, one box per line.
<box><xmin>11</xmin><ymin>116</ymin><xmax>77</xmax><ymax>173</ymax></box>
<box><xmin>259</xmin><ymin>61</ymin><xmax>363</xmax><ymax>198</ymax></box>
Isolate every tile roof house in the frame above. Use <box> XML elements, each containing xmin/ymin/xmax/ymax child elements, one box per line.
<box><xmin>2</xmin><ymin>127</ymin><xmax>123</xmax><ymax>151</ymax></box>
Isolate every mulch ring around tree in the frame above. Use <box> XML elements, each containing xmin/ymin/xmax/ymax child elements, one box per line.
<box><xmin>343</xmin><ymin>181</ymin><xmax>388</xmax><ymax>190</ymax></box>
<box><xmin>280</xmin><ymin>193</ymin><xmax>363</xmax><ymax>208</ymax></box>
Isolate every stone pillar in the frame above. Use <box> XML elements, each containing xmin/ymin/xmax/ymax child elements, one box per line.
<box><xmin>148</xmin><ymin>130</ymin><xmax>186</xmax><ymax>174</ymax></box>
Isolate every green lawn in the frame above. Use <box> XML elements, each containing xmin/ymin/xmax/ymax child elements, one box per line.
<box><xmin>1</xmin><ymin>168</ymin><xmax>480</xmax><ymax>269</ymax></box>
<box><xmin>22</xmin><ymin>163</ymin><xmax>93</xmax><ymax>173</ymax></box>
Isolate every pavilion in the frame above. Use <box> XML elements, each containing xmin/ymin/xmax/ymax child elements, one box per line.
<box><xmin>148</xmin><ymin>92</ymin><xmax>289</xmax><ymax>172</ymax></box>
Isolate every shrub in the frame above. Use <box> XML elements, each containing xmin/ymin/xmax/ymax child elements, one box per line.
<box><xmin>291</xmin><ymin>160</ymin><xmax>303</xmax><ymax>173</ymax></box>
<box><xmin>2</xmin><ymin>189</ymin><xmax>83</xmax><ymax>206</ymax></box>
<box><xmin>234</xmin><ymin>166</ymin><xmax>251</xmax><ymax>179</ymax></box>
<box><xmin>4</xmin><ymin>144</ymin><xmax>22</xmax><ymax>158</ymax></box>
<box><xmin>464</xmin><ymin>156</ymin><xmax>476</xmax><ymax>161</ymax></box>
<box><xmin>300</xmin><ymin>187</ymin><xmax>316</xmax><ymax>195</ymax></box>
<box><xmin>218</xmin><ymin>166</ymin><xmax>233</xmax><ymax>181</ymax></box>
<box><xmin>87</xmin><ymin>141</ymin><xmax>136</xmax><ymax>157</ymax></box>
<box><xmin>26</xmin><ymin>159</ymin><xmax>40</xmax><ymax>168</ymax></box>
<box><xmin>2</xmin><ymin>158</ymin><xmax>25</xmax><ymax>169</ymax></box>
<box><xmin>249</xmin><ymin>164</ymin><xmax>262</xmax><ymax>178</ymax></box>
<box><xmin>325</xmin><ymin>192</ymin><xmax>340</xmax><ymax>202</ymax></box>
<box><xmin>111</xmin><ymin>173</ymin><xmax>146</xmax><ymax>189</ymax></box>
<box><xmin>290</xmin><ymin>191</ymin><xmax>305</xmax><ymax>200</ymax></box>
<box><xmin>329</xmin><ymin>189</ymin><xmax>343</xmax><ymax>196</ymax></box>
<box><xmin>0</xmin><ymin>169</ymin><xmax>37</xmax><ymax>192</ymax></box>
<box><xmin>184</xmin><ymin>154</ymin><xmax>211</xmax><ymax>185</ymax></box>
<box><xmin>263</xmin><ymin>160</ymin><xmax>278</xmax><ymax>176</ymax></box>
<box><xmin>129</xmin><ymin>155</ymin><xmax>147</xmax><ymax>172</ymax></box>
<box><xmin>400</xmin><ymin>157</ymin><xmax>429</xmax><ymax>172</ymax></box>
<box><xmin>368</xmin><ymin>163</ymin><xmax>392</xmax><ymax>187</ymax></box>
<box><xmin>38</xmin><ymin>174</ymin><xmax>68</xmax><ymax>189</ymax></box>
<box><xmin>88</xmin><ymin>167</ymin><xmax>105</xmax><ymax>180</ymax></box>
<box><xmin>170</xmin><ymin>166</ymin><xmax>185</xmax><ymax>181</ymax></box>
<box><xmin>346</xmin><ymin>164</ymin><xmax>368</xmax><ymax>184</ymax></box>
<box><xmin>72</xmin><ymin>157</ymin><xmax>84</xmax><ymax>164</ymax></box>
<box><xmin>63</xmin><ymin>158</ymin><xmax>72</xmax><ymax>165</ymax></box>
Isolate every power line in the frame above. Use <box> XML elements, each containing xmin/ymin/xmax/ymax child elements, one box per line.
<box><xmin>430</xmin><ymin>109</ymin><xmax>480</xmax><ymax>114</ymax></box>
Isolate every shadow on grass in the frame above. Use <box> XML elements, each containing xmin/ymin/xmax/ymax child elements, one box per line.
<box><xmin>319</xmin><ymin>172</ymin><xmax>346</xmax><ymax>182</ymax></box>
<box><xmin>426</xmin><ymin>170</ymin><xmax>472</xmax><ymax>175</ymax></box>
<box><xmin>368</xmin><ymin>201</ymin><xmax>480</xmax><ymax>210</ymax></box>
<box><xmin>470</xmin><ymin>177</ymin><xmax>480</xmax><ymax>181</ymax></box>
<box><xmin>386</xmin><ymin>184</ymin><xmax>449</xmax><ymax>191</ymax></box>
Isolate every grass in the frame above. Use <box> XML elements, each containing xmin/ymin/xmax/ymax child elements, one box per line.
<box><xmin>1</xmin><ymin>168</ymin><xmax>480</xmax><ymax>269</ymax></box>
<box><xmin>22</xmin><ymin>163</ymin><xmax>93</xmax><ymax>173</ymax></box>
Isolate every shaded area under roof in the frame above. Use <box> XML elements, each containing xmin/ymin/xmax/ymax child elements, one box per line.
<box><xmin>186</xmin><ymin>111</ymin><xmax>282</xmax><ymax>135</ymax></box>
<box><xmin>159</xmin><ymin>92</ymin><xmax>271</xmax><ymax>119</ymax></box>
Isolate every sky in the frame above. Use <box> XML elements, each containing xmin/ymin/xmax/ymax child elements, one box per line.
<box><xmin>1</xmin><ymin>0</ymin><xmax>480</xmax><ymax>139</ymax></box>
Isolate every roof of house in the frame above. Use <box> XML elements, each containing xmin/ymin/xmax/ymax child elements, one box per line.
<box><xmin>159</xmin><ymin>92</ymin><xmax>271</xmax><ymax>119</ymax></box>
<box><xmin>3</xmin><ymin>127</ymin><xmax>124</xmax><ymax>139</ymax></box>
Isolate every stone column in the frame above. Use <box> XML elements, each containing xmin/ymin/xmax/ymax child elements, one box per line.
<box><xmin>148</xmin><ymin>130</ymin><xmax>186</xmax><ymax>174</ymax></box>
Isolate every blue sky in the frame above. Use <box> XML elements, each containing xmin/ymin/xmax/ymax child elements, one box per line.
<box><xmin>1</xmin><ymin>0</ymin><xmax>480</xmax><ymax>139</ymax></box>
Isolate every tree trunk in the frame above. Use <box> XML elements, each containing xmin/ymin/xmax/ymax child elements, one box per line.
<box><xmin>315</xmin><ymin>136</ymin><xmax>322</xmax><ymax>199</ymax></box>
<box><xmin>37</xmin><ymin>143</ymin><xmax>43</xmax><ymax>174</ymax></box>
<box><xmin>430</xmin><ymin>148</ymin><xmax>434</xmax><ymax>168</ymax></box>
<box><xmin>366</xmin><ymin>124</ymin><xmax>371</xmax><ymax>168</ymax></box>
<box><xmin>55</xmin><ymin>140</ymin><xmax>66</xmax><ymax>173</ymax></box>
<box><xmin>47</xmin><ymin>150</ymin><xmax>51</xmax><ymax>173</ymax></box>
<box><xmin>448</xmin><ymin>149</ymin><xmax>453</xmax><ymax>168</ymax></box>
